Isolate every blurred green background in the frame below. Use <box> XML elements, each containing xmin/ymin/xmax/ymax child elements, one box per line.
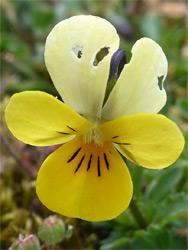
<box><xmin>1</xmin><ymin>0</ymin><xmax>187</xmax><ymax>249</ymax></box>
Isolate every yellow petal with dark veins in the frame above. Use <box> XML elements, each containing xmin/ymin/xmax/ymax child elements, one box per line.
<box><xmin>98</xmin><ymin>113</ymin><xmax>184</xmax><ymax>169</ymax></box>
<box><xmin>36</xmin><ymin>136</ymin><xmax>133</xmax><ymax>221</ymax></box>
<box><xmin>5</xmin><ymin>91</ymin><xmax>93</xmax><ymax>146</ymax></box>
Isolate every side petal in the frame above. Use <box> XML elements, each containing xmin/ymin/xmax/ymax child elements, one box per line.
<box><xmin>36</xmin><ymin>136</ymin><xmax>133</xmax><ymax>221</ymax></box>
<box><xmin>5</xmin><ymin>91</ymin><xmax>93</xmax><ymax>146</ymax></box>
<box><xmin>45</xmin><ymin>15</ymin><xmax>119</xmax><ymax>119</ymax></box>
<box><xmin>98</xmin><ymin>113</ymin><xmax>185</xmax><ymax>169</ymax></box>
<box><xmin>102</xmin><ymin>38</ymin><xmax>167</xmax><ymax>120</ymax></box>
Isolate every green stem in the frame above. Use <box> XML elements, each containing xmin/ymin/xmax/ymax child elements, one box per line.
<box><xmin>129</xmin><ymin>197</ymin><xmax>147</xmax><ymax>229</ymax></box>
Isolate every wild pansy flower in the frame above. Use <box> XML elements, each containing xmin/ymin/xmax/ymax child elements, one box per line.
<box><xmin>5</xmin><ymin>15</ymin><xmax>184</xmax><ymax>221</ymax></box>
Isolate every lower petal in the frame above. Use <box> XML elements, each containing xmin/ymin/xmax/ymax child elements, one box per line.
<box><xmin>36</xmin><ymin>136</ymin><xmax>133</xmax><ymax>221</ymax></box>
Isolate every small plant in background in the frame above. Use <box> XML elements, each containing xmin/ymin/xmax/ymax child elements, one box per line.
<box><xmin>9</xmin><ymin>234</ymin><xmax>40</xmax><ymax>250</ymax></box>
<box><xmin>9</xmin><ymin>216</ymin><xmax>67</xmax><ymax>250</ymax></box>
<box><xmin>38</xmin><ymin>215</ymin><xmax>65</xmax><ymax>247</ymax></box>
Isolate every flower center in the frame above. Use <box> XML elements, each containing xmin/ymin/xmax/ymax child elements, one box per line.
<box><xmin>83</xmin><ymin>126</ymin><xmax>105</xmax><ymax>146</ymax></box>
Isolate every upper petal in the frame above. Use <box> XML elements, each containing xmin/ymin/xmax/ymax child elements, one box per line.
<box><xmin>102</xmin><ymin>38</ymin><xmax>167</xmax><ymax>120</ymax></box>
<box><xmin>36</xmin><ymin>135</ymin><xmax>132</xmax><ymax>221</ymax></box>
<box><xmin>98</xmin><ymin>113</ymin><xmax>184</xmax><ymax>169</ymax></box>
<box><xmin>45</xmin><ymin>15</ymin><xmax>119</xmax><ymax>119</ymax></box>
<box><xmin>5</xmin><ymin>91</ymin><xmax>93</xmax><ymax>146</ymax></box>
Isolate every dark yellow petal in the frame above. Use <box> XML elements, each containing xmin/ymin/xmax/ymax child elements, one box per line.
<box><xmin>5</xmin><ymin>91</ymin><xmax>93</xmax><ymax>146</ymax></box>
<box><xmin>36</xmin><ymin>136</ymin><xmax>133</xmax><ymax>221</ymax></box>
<box><xmin>98</xmin><ymin>113</ymin><xmax>184</xmax><ymax>169</ymax></box>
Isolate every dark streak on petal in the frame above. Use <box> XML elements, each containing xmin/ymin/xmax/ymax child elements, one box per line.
<box><xmin>108</xmin><ymin>49</ymin><xmax>127</xmax><ymax>82</ymax></box>
<box><xmin>114</xmin><ymin>142</ymin><xmax>131</xmax><ymax>145</ymax></box>
<box><xmin>67</xmin><ymin>125</ymin><xmax>77</xmax><ymax>132</ymax></box>
<box><xmin>112</xmin><ymin>136</ymin><xmax>119</xmax><ymax>139</ymax></box>
<box><xmin>75</xmin><ymin>155</ymin><xmax>85</xmax><ymax>173</ymax></box>
<box><xmin>97</xmin><ymin>156</ymin><xmax>101</xmax><ymax>177</ymax></box>
<box><xmin>57</xmin><ymin>131</ymin><xmax>70</xmax><ymax>135</ymax></box>
<box><xmin>87</xmin><ymin>154</ymin><xmax>92</xmax><ymax>171</ymax></box>
<box><xmin>67</xmin><ymin>147</ymin><xmax>81</xmax><ymax>163</ymax></box>
<box><xmin>104</xmin><ymin>153</ymin><xmax>109</xmax><ymax>170</ymax></box>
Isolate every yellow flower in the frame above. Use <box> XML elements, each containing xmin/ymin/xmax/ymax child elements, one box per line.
<box><xmin>5</xmin><ymin>15</ymin><xmax>184</xmax><ymax>222</ymax></box>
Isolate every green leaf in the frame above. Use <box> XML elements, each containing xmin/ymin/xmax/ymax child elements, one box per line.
<box><xmin>1</xmin><ymin>33</ymin><xmax>31</xmax><ymax>60</ymax></box>
<box><xmin>113</xmin><ymin>208</ymin><xmax>138</xmax><ymax>229</ymax></box>
<box><xmin>161</xmin><ymin>26</ymin><xmax>187</xmax><ymax>61</ymax></box>
<box><xmin>149</xmin><ymin>226</ymin><xmax>172</xmax><ymax>249</ymax></box>
<box><xmin>131</xmin><ymin>235</ymin><xmax>157</xmax><ymax>249</ymax></box>
<box><xmin>153</xmin><ymin>193</ymin><xmax>188</xmax><ymax>227</ymax></box>
<box><xmin>32</xmin><ymin>5</ymin><xmax>54</xmax><ymax>29</ymax></box>
<box><xmin>13</xmin><ymin>60</ymin><xmax>37</xmax><ymax>77</ymax></box>
<box><xmin>177</xmin><ymin>99</ymin><xmax>188</xmax><ymax>117</ymax></box>
<box><xmin>139</xmin><ymin>13</ymin><xmax>162</xmax><ymax>42</ymax></box>
<box><xmin>171</xmin><ymin>232</ymin><xmax>188</xmax><ymax>249</ymax></box>
<box><xmin>145</xmin><ymin>166</ymin><xmax>183</xmax><ymax>202</ymax></box>
<box><xmin>7</xmin><ymin>80</ymin><xmax>59</xmax><ymax>96</ymax></box>
<box><xmin>100</xmin><ymin>237</ymin><xmax>130</xmax><ymax>250</ymax></box>
<box><xmin>131</xmin><ymin>226</ymin><xmax>173</xmax><ymax>249</ymax></box>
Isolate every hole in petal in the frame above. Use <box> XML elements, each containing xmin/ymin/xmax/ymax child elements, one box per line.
<box><xmin>93</xmin><ymin>47</ymin><xmax>109</xmax><ymax>66</ymax></box>
<box><xmin>158</xmin><ymin>75</ymin><xmax>164</xmax><ymax>90</ymax></box>
<box><xmin>71</xmin><ymin>46</ymin><xmax>83</xmax><ymax>59</ymax></box>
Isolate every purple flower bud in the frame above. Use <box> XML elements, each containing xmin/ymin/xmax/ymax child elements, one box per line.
<box><xmin>108</xmin><ymin>49</ymin><xmax>127</xmax><ymax>82</ymax></box>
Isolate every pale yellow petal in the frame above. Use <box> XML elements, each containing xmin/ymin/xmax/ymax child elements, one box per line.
<box><xmin>45</xmin><ymin>15</ymin><xmax>119</xmax><ymax>119</ymax></box>
<box><xmin>102</xmin><ymin>38</ymin><xmax>167</xmax><ymax>120</ymax></box>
